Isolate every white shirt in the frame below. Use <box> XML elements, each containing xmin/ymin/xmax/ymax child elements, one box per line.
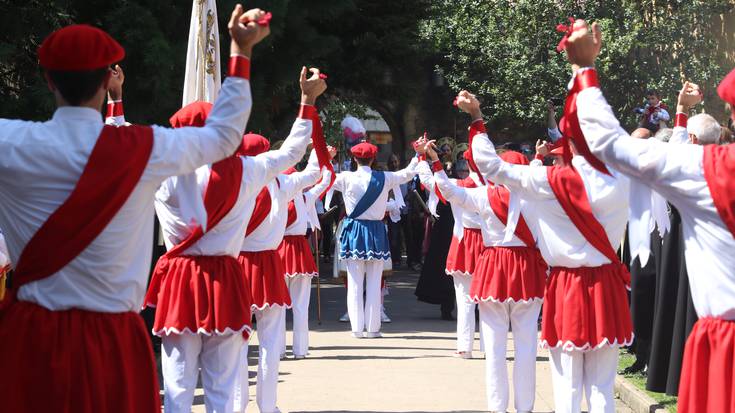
<box><xmin>155</xmin><ymin>117</ymin><xmax>314</xmax><ymax>257</ymax></box>
<box><xmin>577</xmin><ymin>83</ymin><xmax>735</xmax><ymax>320</ymax></box>
<box><xmin>284</xmin><ymin>168</ymin><xmax>332</xmax><ymax>236</ymax></box>
<box><xmin>328</xmin><ymin>158</ymin><xmax>418</xmax><ymax>221</ymax></box>
<box><xmin>240</xmin><ymin>156</ymin><xmax>321</xmax><ymax>252</ymax></box>
<box><xmin>471</xmin><ymin>132</ymin><xmax>630</xmax><ymax>268</ymax></box>
<box><xmin>416</xmin><ymin>161</ymin><xmax>482</xmax><ymax>239</ymax></box>
<box><xmin>0</xmin><ymin>77</ymin><xmax>251</xmax><ymax>313</ymax></box>
<box><xmin>0</xmin><ymin>231</ymin><xmax>8</xmax><ymax>269</ymax></box>
<box><xmin>433</xmin><ymin>169</ymin><xmax>524</xmax><ymax>248</ymax></box>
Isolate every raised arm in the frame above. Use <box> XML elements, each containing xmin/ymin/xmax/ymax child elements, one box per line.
<box><xmin>105</xmin><ymin>65</ymin><xmax>126</xmax><ymax>126</ymax></box>
<box><xmin>565</xmin><ymin>20</ymin><xmax>701</xmax><ymax>190</ymax></box>
<box><xmin>147</xmin><ymin>6</ymin><xmax>270</xmax><ymax>180</ymax></box>
<box><xmin>282</xmin><ymin>150</ymin><xmax>322</xmax><ymax>201</ymax></box>
<box><xmin>670</xmin><ymin>82</ymin><xmax>703</xmax><ymax>145</ymax></box>
<box><xmin>455</xmin><ymin>92</ymin><xmax>555</xmax><ymax>200</ymax></box>
<box><xmin>385</xmin><ymin>156</ymin><xmax>419</xmax><ymax>187</ymax></box>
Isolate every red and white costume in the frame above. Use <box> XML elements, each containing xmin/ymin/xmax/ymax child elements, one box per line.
<box><xmin>432</xmin><ymin>151</ymin><xmax>547</xmax><ymax>413</ymax></box>
<box><xmin>576</xmin><ymin>67</ymin><xmax>735</xmax><ymax>413</ymax></box>
<box><xmin>278</xmin><ymin>168</ymin><xmax>332</xmax><ymax>357</ymax></box>
<box><xmin>417</xmin><ymin>162</ymin><xmax>484</xmax><ymax>355</ymax></box>
<box><xmin>0</xmin><ymin>25</ymin><xmax>252</xmax><ymax>413</ymax></box>
<box><xmin>234</xmin><ymin>140</ymin><xmax>321</xmax><ymax>413</ymax></box>
<box><xmin>471</xmin><ymin>118</ymin><xmax>632</xmax><ymax>413</ymax></box>
<box><xmin>144</xmin><ymin>98</ymin><xmax>314</xmax><ymax>413</ymax></box>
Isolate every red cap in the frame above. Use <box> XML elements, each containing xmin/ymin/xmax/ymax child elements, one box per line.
<box><xmin>38</xmin><ymin>24</ymin><xmax>124</xmax><ymax>71</ymax></box>
<box><xmin>499</xmin><ymin>150</ymin><xmax>529</xmax><ymax>166</ymax></box>
<box><xmin>350</xmin><ymin>142</ymin><xmax>378</xmax><ymax>159</ymax></box>
<box><xmin>237</xmin><ymin>133</ymin><xmax>270</xmax><ymax>156</ymax></box>
<box><xmin>169</xmin><ymin>101</ymin><xmax>213</xmax><ymax>128</ymax></box>
<box><xmin>718</xmin><ymin>67</ymin><xmax>735</xmax><ymax>120</ymax></box>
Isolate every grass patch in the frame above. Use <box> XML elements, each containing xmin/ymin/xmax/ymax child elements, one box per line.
<box><xmin>618</xmin><ymin>351</ymin><xmax>678</xmax><ymax>412</ymax></box>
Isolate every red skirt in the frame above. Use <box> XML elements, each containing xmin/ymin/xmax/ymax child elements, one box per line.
<box><xmin>541</xmin><ymin>263</ymin><xmax>633</xmax><ymax>350</ymax></box>
<box><xmin>144</xmin><ymin>255</ymin><xmax>253</xmax><ymax>336</ymax></box>
<box><xmin>238</xmin><ymin>250</ymin><xmax>292</xmax><ymax>310</ymax></box>
<box><xmin>678</xmin><ymin>318</ymin><xmax>735</xmax><ymax>413</ymax></box>
<box><xmin>445</xmin><ymin>228</ymin><xmax>484</xmax><ymax>277</ymax></box>
<box><xmin>0</xmin><ymin>301</ymin><xmax>160</xmax><ymax>413</ymax></box>
<box><xmin>469</xmin><ymin>246</ymin><xmax>547</xmax><ymax>303</ymax></box>
<box><xmin>278</xmin><ymin>235</ymin><xmax>318</xmax><ymax>278</ymax></box>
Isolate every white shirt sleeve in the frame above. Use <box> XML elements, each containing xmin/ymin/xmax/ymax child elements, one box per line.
<box><xmin>145</xmin><ymin>77</ymin><xmax>252</xmax><ymax>181</ymax></box>
<box><xmin>282</xmin><ymin>151</ymin><xmax>321</xmax><ymax>201</ymax></box>
<box><xmin>471</xmin><ymin>133</ymin><xmax>556</xmax><ymax>201</ymax></box>
<box><xmin>385</xmin><ymin>156</ymin><xmax>419</xmax><ymax>188</ymax></box>
<box><xmin>240</xmin><ymin>115</ymin><xmax>313</xmax><ymax>192</ymax></box>
<box><xmin>433</xmin><ymin>169</ymin><xmax>485</xmax><ymax>213</ymax></box>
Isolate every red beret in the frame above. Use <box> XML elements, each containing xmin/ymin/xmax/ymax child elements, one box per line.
<box><xmin>351</xmin><ymin>142</ymin><xmax>378</xmax><ymax>159</ymax></box>
<box><xmin>237</xmin><ymin>133</ymin><xmax>271</xmax><ymax>156</ymax></box>
<box><xmin>718</xmin><ymin>67</ymin><xmax>735</xmax><ymax>120</ymax></box>
<box><xmin>169</xmin><ymin>101</ymin><xmax>213</xmax><ymax>128</ymax></box>
<box><xmin>38</xmin><ymin>24</ymin><xmax>125</xmax><ymax>71</ymax></box>
<box><xmin>499</xmin><ymin>150</ymin><xmax>529</xmax><ymax>166</ymax></box>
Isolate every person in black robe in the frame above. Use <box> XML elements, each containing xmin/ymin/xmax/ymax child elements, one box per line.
<box><xmin>414</xmin><ymin>195</ymin><xmax>455</xmax><ymax>320</ymax></box>
<box><xmin>646</xmin><ymin>206</ymin><xmax>698</xmax><ymax>395</ymax></box>
<box><xmin>622</xmin><ymin>228</ymin><xmax>661</xmax><ymax>373</ymax></box>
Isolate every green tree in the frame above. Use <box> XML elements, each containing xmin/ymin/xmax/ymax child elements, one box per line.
<box><xmin>422</xmin><ymin>0</ymin><xmax>735</xmax><ymax>135</ymax></box>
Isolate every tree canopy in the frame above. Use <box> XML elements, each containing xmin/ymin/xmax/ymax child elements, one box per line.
<box><xmin>423</xmin><ymin>0</ymin><xmax>735</xmax><ymax>134</ymax></box>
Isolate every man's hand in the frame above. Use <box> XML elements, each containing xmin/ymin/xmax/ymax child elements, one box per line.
<box><xmin>300</xmin><ymin>67</ymin><xmax>327</xmax><ymax>105</ymax></box>
<box><xmin>327</xmin><ymin>145</ymin><xmax>337</xmax><ymax>159</ymax></box>
<box><xmin>535</xmin><ymin>139</ymin><xmax>550</xmax><ymax>157</ymax></box>
<box><xmin>547</xmin><ymin>100</ymin><xmax>556</xmax><ymax>113</ymax></box>
<box><xmin>565</xmin><ymin>20</ymin><xmax>602</xmax><ymax>69</ymax></box>
<box><xmin>423</xmin><ymin>140</ymin><xmax>439</xmax><ymax>161</ymax></box>
<box><xmin>228</xmin><ymin>5</ymin><xmax>270</xmax><ymax>58</ymax></box>
<box><xmin>108</xmin><ymin>65</ymin><xmax>124</xmax><ymax>101</ymax></box>
<box><xmin>677</xmin><ymin>81</ymin><xmax>703</xmax><ymax>113</ymax></box>
<box><xmin>455</xmin><ymin>90</ymin><xmax>482</xmax><ymax>120</ymax></box>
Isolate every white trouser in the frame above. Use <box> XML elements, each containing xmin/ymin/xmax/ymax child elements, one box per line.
<box><xmin>232</xmin><ymin>340</ymin><xmax>249</xmax><ymax>413</ymax></box>
<box><xmin>345</xmin><ymin>259</ymin><xmax>383</xmax><ymax>333</ymax></box>
<box><xmin>479</xmin><ymin>300</ymin><xmax>541</xmax><ymax>413</ymax></box>
<box><xmin>233</xmin><ymin>306</ymin><xmax>285</xmax><ymax>413</ymax></box>
<box><xmin>453</xmin><ymin>275</ymin><xmax>477</xmax><ymax>353</ymax></box>
<box><xmin>280</xmin><ymin>275</ymin><xmax>312</xmax><ymax>356</ymax></box>
<box><xmin>549</xmin><ymin>346</ymin><xmax>619</xmax><ymax>413</ymax></box>
<box><xmin>161</xmin><ymin>332</ymin><xmax>244</xmax><ymax>413</ymax></box>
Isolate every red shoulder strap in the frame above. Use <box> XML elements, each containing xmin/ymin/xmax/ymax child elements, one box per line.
<box><xmin>13</xmin><ymin>125</ymin><xmax>153</xmax><ymax>289</ymax></box>
<box><xmin>246</xmin><ymin>186</ymin><xmax>272</xmax><ymax>236</ymax></box>
<box><xmin>487</xmin><ymin>185</ymin><xmax>535</xmax><ymax>248</ymax></box>
<box><xmin>704</xmin><ymin>144</ymin><xmax>735</xmax><ymax>239</ymax></box>
<box><xmin>546</xmin><ymin>165</ymin><xmax>620</xmax><ymax>263</ymax></box>
<box><xmin>286</xmin><ymin>199</ymin><xmax>298</xmax><ymax>228</ymax></box>
<box><xmin>165</xmin><ymin>156</ymin><xmax>244</xmax><ymax>257</ymax></box>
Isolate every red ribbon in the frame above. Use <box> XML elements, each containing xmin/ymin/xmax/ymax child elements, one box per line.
<box><xmin>244</xmin><ymin>12</ymin><xmax>272</xmax><ymax>26</ymax></box>
<box><xmin>558</xmin><ymin>68</ymin><xmax>610</xmax><ymax>174</ymax></box>
<box><xmin>304</xmin><ymin>107</ymin><xmax>336</xmax><ymax>198</ymax></box>
<box><xmin>555</xmin><ymin>17</ymin><xmax>576</xmax><ymax>53</ymax></box>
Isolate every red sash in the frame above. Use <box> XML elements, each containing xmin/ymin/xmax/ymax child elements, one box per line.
<box><xmin>465</xmin><ymin>120</ymin><xmax>487</xmax><ymax>185</ymax></box>
<box><xmin>546</xmin><ymin>165</ymin><xmax>620</xmax><ymax>263</ymax></box>
<box><xmin>11</xmin><ymin>125</ymin><xmax>153</xmax><ymax>293</ymax></box>
<box><xmin>285</xmin><ymin>194</ymin><xmax>306</xmax><ymax>228</ymax></box>
<box><xmin>300</xmin><ymin>105</ymin><xmax>335</xmax><ymax>198</ymax></box>
<box><xmin>165</xmin><ymin>156</ymin><xmax>244</xmax><ymax>257</ymax></box>
<box><xmin>704</xmin><ymin>144</ymin><xmax>735</xmax><ymax>239</ymax></box>
<box><xmin>487</xmin><ymin>185</ymin><xmax>535</xmax><ymax>248</ymax></box>
<box><xmin>246</xmin><ymin>187</ymin><xmax>272</xmax><ymax>237</ymax></box>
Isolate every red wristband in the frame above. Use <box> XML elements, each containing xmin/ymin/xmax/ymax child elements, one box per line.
<box><xmin>106</xmin><ymin>100</ymin><xmax>123</xmax><ymax>117</ymax></box>
<box><xmin>675</xmin><ymin>112</ymin><xmax>688</xmax><ymax>128</ymax></box>
<box><xmin>298</xmin><ymin>104</ymin><xmax>317</xmax><ymax>119</ymax></box>
<box><xmin>535</xmin><ymin>153</ymin><xmax>544</xmax><ymax>161</ymax></box>
<box><xmin>431</xmin><ymin>160</ymin><xmax>443</xmax><ymax>173</ymax></box>
<box><xmin>575</xmin><ymin>68</ymin><xmax>600</xmax><ymax>91</ymax></box>
<box><xmin>228</xmin><ymin>55</ymin><xmax>251</xmax><ymax>79</ymax></box>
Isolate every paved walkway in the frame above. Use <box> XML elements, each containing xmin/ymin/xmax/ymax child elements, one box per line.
<box><xmin>180</xmin><ymin>268</ymin><xmax>632</xmax><ymax>412</ymax></box>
